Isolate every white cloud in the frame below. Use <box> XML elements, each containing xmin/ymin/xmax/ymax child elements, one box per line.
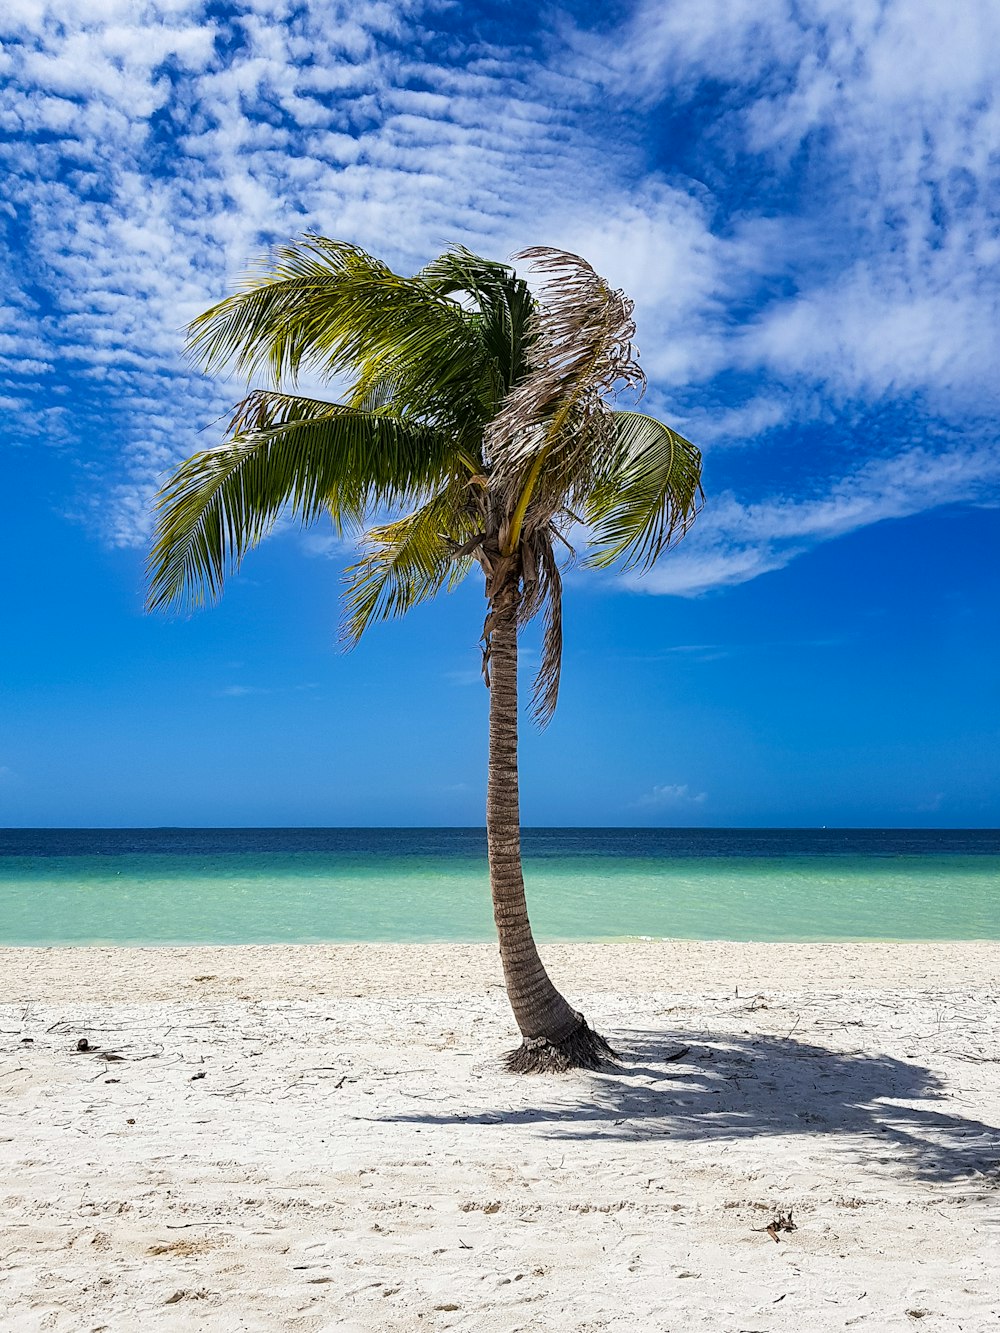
<box><xmin>916</xmin><ymin>792</ymin><xmax>945</xmax><ymax>814</ymax></box>
<box><xmin>445</xmin><ymin>669</ymin><xmax>484</xmax><ymax>688</ymax></box>
<box><xmin>299</xmin><ymin>530</ymin><xmax>355</xmax><ymax>560</ymax></box>
<box><xmin>2</xmin><ymin>0</ymin><xmax>997</xmax><ymax>599</ymax></box>
<box><xmin>638</xmin><ymin>783</ymin><xmax>707</xmax><ymax>807</ymax></box>
<box><xmin>677</xmin><ymin>393</ymin><xmax>809</xmax><ymax>449</ymax></box>
<box><xmin>741</xmin><ymin>269</ymin><xmax>1000</xmax><ymax>409</ymax></box>
<box><xmin>577</xmin><ymin>0</ymin><xmax>1000</xmax><ymax>415</ymax></box>
<box><xmin>631</xmin><ymin>441</ymin><xmax>1000</xmax><ymax>596</ymax></box>
<box><xmin>1</xmin><ymin>1</ymin><xmax>636</xmax><ymax>545</ymax></box>
<box><xmin>536</xmin><ymin>181</ymin><xmax>765</xmax><ymax>387</ymax></box>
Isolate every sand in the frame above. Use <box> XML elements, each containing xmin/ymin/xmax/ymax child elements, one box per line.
<box><xmin>1</xmin><ymin>940</ymin><xmax>997</xmax><ymax>1331</ymax></box>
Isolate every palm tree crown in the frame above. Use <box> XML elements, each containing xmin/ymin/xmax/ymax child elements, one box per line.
<box><xmin>149</xmin><ymin>239</ymin><xmax>701</xmax><ymax>718</ymax></box>
<box><xmin>148</xmin><ymin>238</ymin><xmax>703</xmax><ymax>1070</ymax></box>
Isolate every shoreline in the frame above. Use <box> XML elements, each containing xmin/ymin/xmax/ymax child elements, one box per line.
<box><xmin>2</xmin><ymin>939</ymin><xmax>997</xmax><ymax>1330</ymax></box>
<box><xmin>9</xmin><ymin>930</ymin><xmax>994</xmax><ymax>950</ymax></box>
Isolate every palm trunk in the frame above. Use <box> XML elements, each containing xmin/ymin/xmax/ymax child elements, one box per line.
<box><xmin>485</xmin><ymin>562</ymin><xmax>616</xmax><ymax>1072</ymax></box>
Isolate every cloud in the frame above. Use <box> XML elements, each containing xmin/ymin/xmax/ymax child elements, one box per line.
<box><xmin>629</xmin><ymin>440</ymin><xmax>1000</xmax><ymax>596</ymax></box>
<box><xmin>2</xmin><ymin>0</ymin><xmax>998</xmax><ymax>599</ymax></box>
<box><xmin>638</xmin><ymin>783</ymin><xmax>707</xmax><ymax>807</ymax></box>
<box><xmin>916</xmin><ymin>792</ymin><xmax>945</xmax><ymax>814</ymax></box>
<box><xmin>535</xmin><ymin>181</ymin><xmax>765</xmax><ymax>388</ymax></box>
<box><xmin>740</xmin><ymin>275</ymin><xmax>1000</xmax><ymax>409</ymax></box>
<box><xmin>216</xmin><ymin>680</ymin><xmax>318</xmax><ymax>697</ymax></box>
<box><xmin>445</xmin><ymin>669</ymin><xmax>484</xmax><ymax>688</ymax></box>
<box><xmin>299</xmin><ymin>530</ymin><xmax>355</xmax><ymax>560</ymax></box>
<box><xmin>687</xmin><ymin>395</ymin><xmax>802</xmax><ymax>448</ymax></box>
<box><xmin>575</xmin><ymin>0</ymin><xmax>1000</xmax><ymax>414</ymax></box>
<box><xmin>1</xmin><ymin>1</ymin><xmax>638</xmax><ymax>544</ymax></box>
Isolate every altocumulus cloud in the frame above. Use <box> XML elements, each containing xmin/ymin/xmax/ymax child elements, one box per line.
<box><xmin>576</xmin><ymin>0</ymin><xmax>1000</xmax><ymax>592</ymax></box>
<box><xmin>1</xmin><ymin>0</ymin><xmax>997</xmax><ymax>592</ymax></box>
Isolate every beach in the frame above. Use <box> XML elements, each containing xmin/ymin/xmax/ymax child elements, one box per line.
<box><xmin>1</xmin><ymin>940</ymin><xmax>997</xmax><ymax>1330</ymax></box>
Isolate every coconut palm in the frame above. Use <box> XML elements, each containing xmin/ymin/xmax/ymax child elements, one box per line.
<box><xmin>148</xmin><ymin>239</ymin><xmax>702</xmax><ymax>1071</ymax></box>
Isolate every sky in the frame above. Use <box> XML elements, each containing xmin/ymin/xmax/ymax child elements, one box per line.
<box><xmin>1</xmin><ymin>0</ymin><xmax>998</xmax><ymax>828</ymax></box>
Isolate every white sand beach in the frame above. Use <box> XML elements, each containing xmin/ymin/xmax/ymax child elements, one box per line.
<box><xmin>1</xmin><ymin>941</ymin><xmax>997</xmax><ymax>1331</ymax></box>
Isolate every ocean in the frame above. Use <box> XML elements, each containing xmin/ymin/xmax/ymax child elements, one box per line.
<box><xmin>0</xmin><ymin>827</ymin><xmax>997</xmax><ymax>946</ymax></box>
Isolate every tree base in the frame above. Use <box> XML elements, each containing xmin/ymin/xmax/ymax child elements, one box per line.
<box><xmin>504</xmin><ymin>1017</ymin><xmax>619</xmax><ymax>1073</ymax></box>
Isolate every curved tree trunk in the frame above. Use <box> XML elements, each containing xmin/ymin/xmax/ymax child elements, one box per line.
<box><xmin>485</xmin><ymin>560</ymin><xmax>616</xmax><ymax>1072</ymax></box>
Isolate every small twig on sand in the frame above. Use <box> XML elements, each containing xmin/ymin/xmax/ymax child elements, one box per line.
<box><xmin>663</xmin><ymin>1046</ymin><xmax>691</xmax><ymax>1063</ymax></box>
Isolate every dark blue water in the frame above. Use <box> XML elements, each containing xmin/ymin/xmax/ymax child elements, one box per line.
<box><xmin>4</xmin><ymin>827</ymin><xmax>999</xmax><ymax>859</ymax></box>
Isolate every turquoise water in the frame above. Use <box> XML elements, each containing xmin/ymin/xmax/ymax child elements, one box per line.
<box><xmin>1</xmin><ymin>828</ymin><xmax>997</xmax><ymax>944</ymax></box>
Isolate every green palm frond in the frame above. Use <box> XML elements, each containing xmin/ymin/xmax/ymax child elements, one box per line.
<box><xmin>342</xmin><ymin>246</ymin><xmax>536</xmax><ymax>433</ymax></box>
<box><xmin>342</xmin><ymin>484</ymin><xmax>483</xmax><ymax>644</ymax></box>
<box><xmin>225</xmin><ymin>391</ymin><xmax>456</xmax><ymax>501</ymax></box>
<box><xmin>418</xmin><ymin>246</ymin><xmax>536</xmax><ymax>393</ymax></box>
<box><xmin>147</xmin><ymin>396</ymin><xmax>453</xmax><ymax>611</ymax></box>
<box><xmin>186</xmin><ymin>237</ymin><xmax>488</xmax><ymax>406</ymax></box>
<box><xmin>582</xmin><ymin>410</ymin><xmax>704</xmax><ymax>572</ymax></box>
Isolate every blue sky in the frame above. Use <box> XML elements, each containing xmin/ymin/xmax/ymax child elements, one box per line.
<box><xmin>1</xmin><ymin>0</ymin><xmax>998</xmax><ymax>827</ymax></box>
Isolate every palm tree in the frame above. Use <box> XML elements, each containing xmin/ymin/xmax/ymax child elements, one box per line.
<box><xmin>148</xmin><ymin>239</ymin><xmax>702</xmax><ymax>1071</ymax></box>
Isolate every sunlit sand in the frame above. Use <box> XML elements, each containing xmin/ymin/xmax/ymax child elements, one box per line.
<box><xmin>2</xmin><ymin>941</ymin><xmax>997</xmax><ymax>1330</ymax></box>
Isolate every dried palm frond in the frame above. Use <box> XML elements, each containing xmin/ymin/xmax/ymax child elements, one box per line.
<box><xmin>485</xmin><ymin>247</ymin><xmax>646</xmax><ymax>554</ymax></box>
<box><xmin>487</xmin><ymin>246</ymin><xmax>643</xmax><ymax>468</ymax></box>
<box><xmin>512</xmin><ymin>520</ymin><xmax>572</xmax><ymax>726</ymax></box>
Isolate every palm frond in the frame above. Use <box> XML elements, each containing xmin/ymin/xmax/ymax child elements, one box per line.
<box><xmin>486</xmin><ymin>247</ymin><xmax>647</xmax><ymax>554</ymax></box>
<box><xmin>519</xmin><ymin>526</ymin><xmax>566</xmax><ymax>726</ymax></box>
<box><xmin>186</xmin><ymin>236</ymin><xmax>487</xmax><ymax>405</ymax></box>
<box><xmin>147</xmin><ymin>396</ymin><xmax>454</xmax><ymax>611</ymax></box>
<box><xmin>418</xmin><ymin>246</ymin><xmax>536</xmax><ymax>393</ymax></box>
<box><xmin>343</xmin><ymin>246</ymin><xmax>536</xmax><ymax>434</ymax></box>
<box><xmin>225</xmin><ymin>391</ymin><xmax>456</xmax><ymax>502</ymax></box>
<box><xmin>488</xmin><ymin>247</ymin><xmax>644</xmax><ymax>472</ymax></box>
<box><xmin>342</xmin><ymin>484</ymin><xmax>483</xmax><ymax>644</ymax></box>
<box><xmin>582</xmin><ymin>410</ymin><xmax>704</xmax><ymax>572</ymax></box>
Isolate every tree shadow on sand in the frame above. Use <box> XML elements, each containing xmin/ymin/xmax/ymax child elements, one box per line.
<box><xmin>387</xmin><ymin>1031</ymin><xmax>1000</xmax><ymax>1185</ymax></box>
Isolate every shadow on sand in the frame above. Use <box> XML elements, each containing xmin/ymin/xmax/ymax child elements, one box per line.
<box><xmin>387</xmin><ymin>1030</ymin><xmax>1000</xmax><ymax>1185</ymax></box>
